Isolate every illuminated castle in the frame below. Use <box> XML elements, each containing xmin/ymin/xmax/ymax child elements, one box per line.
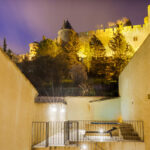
<box><xmin>57</xmin><ymin>20</ymin><xmax>76</xmax><ymax>43</ymax></box>
<box><xmin>29</xmin><ymin>5</ymin><xmax>150</xmax><ymax>59</ymax></box>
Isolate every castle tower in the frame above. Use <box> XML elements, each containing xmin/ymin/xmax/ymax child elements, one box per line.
<box><xmin>57</xmin><ymin>20</ymin><xmax>75</xmax><ymax>43</ymax></box>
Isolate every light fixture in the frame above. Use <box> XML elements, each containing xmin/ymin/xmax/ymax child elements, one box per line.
<box><xmin>81</xmin><ymin>144</ymin><xmax>87</xmax><ymax>150</ymax></box>
<box><xmin>60</xmin><ymin>108</ymin><xmax>66</xmax><ymax>113</ymax></box>
<box><xmin>99</xmin><ymin>128</ymin><xmax>104</xmax><ymax>133</ymax></box>
<box><xmin>51</xmin><ymin>106</ymin><xmax>57</xmax><ymax>112</ymax></box>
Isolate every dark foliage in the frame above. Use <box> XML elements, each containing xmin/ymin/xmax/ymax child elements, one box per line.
<box><xmin>3</xmin><ymin>37</ymin><xmax>7</xmax><ymax>52</ymax></box>
<box><xmin>17</xmin><ymin>54</ymin><xmax>69</xmax><ymax>89</ymax></box>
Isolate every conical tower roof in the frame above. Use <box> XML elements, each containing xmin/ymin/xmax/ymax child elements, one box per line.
<box><xmin>61</xmin><ymin>20</ymin><xmax>73</xmax><ymax>29</ymax></box>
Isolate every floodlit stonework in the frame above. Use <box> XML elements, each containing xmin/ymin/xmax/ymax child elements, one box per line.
<box><xmin>28</xmin><ymin>5</ymin><xmax>150</xmax><ymax>59</ymax></box>
<box><xmin>2</xmin><ymin>4</ymin><xmax>150</xmax><ymax>150</ymax></box>
<box><xmin>28</xmin><ymin>41</ymin><xmax>39</xmax><ymax>60</ymax></box>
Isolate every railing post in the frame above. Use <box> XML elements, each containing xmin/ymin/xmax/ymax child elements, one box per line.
<box><xmin>68</xmin><ymin>121</ymin><xmax>70</xmax><ymax>143</ymax></box>
<box><xmin>77</xmin><ymin>121</ymin><xmax>79</xmax><ymax>146</ymax></box>
<box><xmin>32</xmin><ymin>122</ymin><xmax>34</xmax><ymax>147</ymax></box>
<box><xmin>46</xmin><ymin>122</ymin><xmax>49</xmax><ymax>147</ymax></box>
<box><xmin>142</xmin><ymin>121</ymin><xmax>144</xmax><ymax>142</ymax></box>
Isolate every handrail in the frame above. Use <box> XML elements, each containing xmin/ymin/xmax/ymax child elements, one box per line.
<box><xmin>32</xmin><ymin>120</ymin><xmax>144</xmax><ymax>147</ymax></box>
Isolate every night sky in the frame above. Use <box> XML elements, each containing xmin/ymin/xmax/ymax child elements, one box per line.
<box><xmin>0</xmin><ymin>0</ymin><xmax>149</xmax><ymax>54</ymax></box>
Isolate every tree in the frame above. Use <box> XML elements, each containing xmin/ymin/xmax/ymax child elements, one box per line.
<box><xmin>36</xmin><ymin>38</ymin><xmax>59</xmax><ymax>57</ymax></box>
<box><xmin>89</xmin><ymin>35</ymin><xmax>106</xmax><ymax>59</ymax></box>
<box><xmin>70</xmin><ymin>64</ymin><xmax>87</xmax><ymax>85</ymax></box>
<box><xmin>6</xmin><ymin>49</ymin><xmax>13</xmax><ymax>58</ymax></box>
<box><xmin>60</xmin><ymin>31</ymin><xmax>80</xmax><ymax>68</ymax></box>
<box><xmin>108</xmin><ymin>17</ymin><xmax>132</xmax><ymax>28</ymax></box>
<box><xmin>81</xmin><ymin>42</ymin><xmax>92</xmax><ymax>72</ymax></box>
<box><xmin>3</xmin><ymin>37</ymin><xmax>7</xmax><ymax>52</ymax></box>
<box><xmin>109</xmin><ymin>28</ymin><xmax>134</xmax><ymax>58</ymax></box>
<box><xmin>90</xmin><ymin>57</ymin><xmax>107</xmax><ymax>79</ymax></box>
<box><xmin>17</xmin><ymin>54</ymin><xmax>69</xmax><ymax>88</ymax></box>
<box><xmin>108</xmin><ymin>28</ymin><xmax>134</xmax><ymax>80</ymax></box>
<box><xmin>81</xmin><ymin>35</ymin><xmax>106</xmax><ymax>73</ymax></box>
<box><xmin>116</xmin><ymin>17</ymin><xmax>132</xmax><ymax>27</ymax></box>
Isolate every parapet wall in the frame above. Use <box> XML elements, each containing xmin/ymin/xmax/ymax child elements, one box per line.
<box><xmin>0</xmin><ymin>50</ymin><xmax>38</xmax><ymax>150</ymax></box>
<box><xmin>81</xmin><ymin>23</ymin><xmax>148</xmax><ymax>36</ymax></box>
<box><xmin>33</xmin><ymin>103</ymin><xmax>67</xmax><ymax>121</ymax></box>
<box><xmin>79</xmin><ymin>22</ymin><xmax>150</xmax><ymax>54</ymax></box>
<box><xmin>119</xmin><ymin>35</ymin><xmax>150</xmax><ymax>150</ymax></box>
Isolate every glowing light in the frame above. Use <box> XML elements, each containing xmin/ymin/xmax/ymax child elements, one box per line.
<box><xmin>60</xmin><ymin>108</ymin><xmax>66</xmax><ymax>113</ymax></box>
<box><xmin>79</xmin><ymin>129</ymin><xmax>86</xmax><ymax>135</ymax></box>
<box><xmin>51</xmin><ymin>106</ymin><xmax>57</xmax><ymax>112</ymax></box>
<box><xmin>99</xmin><ymin>128</ymin><xmax>104</xmax><ymax>133</ymax></box>
<box><xmin>81</xmin><ymin>144</ymin><xmax>87</xmax><ymax>150</ymax></box>
<box><xmin>77</xmin><ymin>51</ymin><xmax>86</xmax><ymax>58</ymax></box>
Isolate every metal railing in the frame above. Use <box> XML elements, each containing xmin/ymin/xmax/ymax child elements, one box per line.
<box><xmin>32</xmin><ymin>120</ymin><xmax>144</xmax><ymax>147</ymax></box>
<box><xmin>32</xmin><ymin>121</ymin><xmax>65</xmax><ymax>147</ymax></box>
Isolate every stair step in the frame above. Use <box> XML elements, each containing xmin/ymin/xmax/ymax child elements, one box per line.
<box><xmin>120</xmin><ymin>123</ymin><xmax>141</xmax><ymax>141</ymax></box>
<box><xmin>120</xmin><ymin>132</ymin><xmax>137</xmax><ymax>136</ymax></box>
<box><xmin>122</xmin><ymin>136</ymin><xmax>141</xmax><ymax>140</ymax></box>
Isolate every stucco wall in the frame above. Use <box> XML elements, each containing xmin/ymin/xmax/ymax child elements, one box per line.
<box><xmin>66</xmin><ymin>97</ymin><xmax>120</xmax><ymax>121</ymax></box>
<box><xmin>119</xmin><ymin>35</ymin><xmax>150</xmax><ymax>150</ymax></box>
<box><xmin>66</xmin><ymin>97</ymin><xmax>102</xmax><ymax>120</ymax></box>
<box><xmin>33</xmin><ymin>103</ymin><xmax>67</xmax><ymax>121</ymax></box>
<box><xmin>91</xmin><ymin>98</ymin><xmax>121</xmax><ymax>120</ymax></box>
<box><xmin>0</xmin><ymin>50</ymin><xmax>37</xmax><ymax>150</ymax></box>
<box><xmin>33</xmin><ymin>96</ymin><xmax>121</xmax><ymax>121</ymax></box>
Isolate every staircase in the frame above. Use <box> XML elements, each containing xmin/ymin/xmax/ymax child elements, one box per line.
<box><xmin>120</xmin><ymin>123</ymin><xmax>141</xmax><ymax>141</ymax></box>
<box><xmin>32</xmin><ymin>121</ymin><xmax>144</xmax><ymax>150</ymax></box>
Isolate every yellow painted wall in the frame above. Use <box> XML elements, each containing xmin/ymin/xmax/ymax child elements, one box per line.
<box><xmin>33</xmin><ymin>97</ymin><xmax>121</xmax><ymax>121</ymax></box>
<box><xmin>65</xmin><ymin>96</ymin><xmax>120</xmax><ymax>121</ymax></box>
<box><xmin>91</xmin><ymin>98</ymin><xmax>121</xmax><ymax>120</ymax></box>
<box><xmin>33</xmin><ymin>103</ymin><xmax>66</xmax><ymax>146</ymax></box>
<box><xmin>0</xmin><ymin>50</ymin><xmax>37</xmax><ymax>150</ymax></box>
<box><xmin>66</xmin><ymin>97</ymin><xmax>102</xmax><ymax>120</ymax></box>
<box><xmin>119</xmin><ymin>35</ymin><xmax>150</xmax><ymax>150</ymax></box>
<box><xmin>33</xmin><ymin>103</ymin><xmax>67</xmax><ymax>121</ymax></box>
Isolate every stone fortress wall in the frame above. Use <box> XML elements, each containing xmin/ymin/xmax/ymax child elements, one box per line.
<box><xmin>28</xmin><ymin>5</ymin><xmax>150</xmax><ymax>59</ymax></box>
<box><xmin>78</xmin><ymin>5</ymin><xmax>150</xmax><ymax>56</ymax></box>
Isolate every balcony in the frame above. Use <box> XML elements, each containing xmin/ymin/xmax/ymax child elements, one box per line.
<box><xmin>32</xmin><ymin>120</ymin><xmax>144</xmax><ymax>148</ymax></box>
